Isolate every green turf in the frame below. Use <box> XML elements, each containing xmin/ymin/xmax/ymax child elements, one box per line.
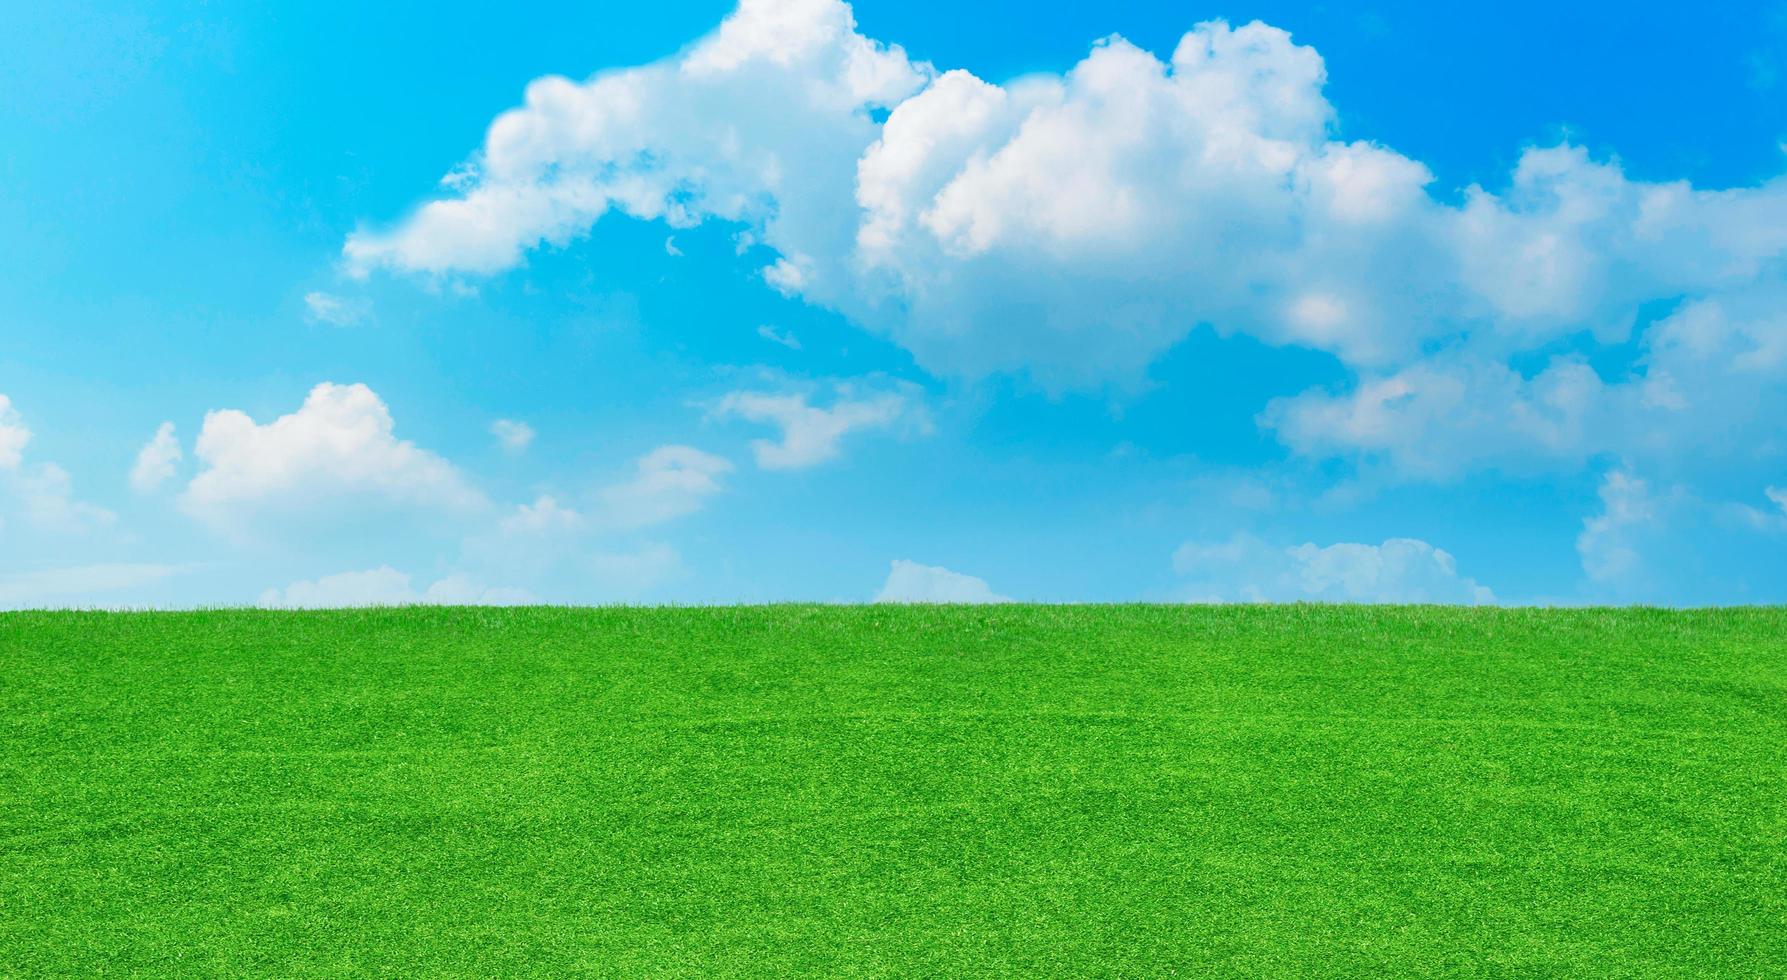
<box><xmin>2</xmin><ymin>606</ymin><xmax>1783</xmax><ymax>976</ymax></box>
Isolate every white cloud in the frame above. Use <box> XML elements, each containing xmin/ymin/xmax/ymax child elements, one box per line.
<box><xmin>874</xmin><ymin>559</ymin><xmax>1011</xmax><ymax>603</ymax></box>
<box><xmin>490</xmin><ymin>418</ymin><xmax>535</xmax><ymax>454</ymax></box>
<box><xmin>130</xmin><ymin>422</ymin><xmax>181</xmax><ymax>493</ymax></box>
<box><xmin>597</xmin><ymin>445</ymin><xmax>732</xmax><ymax>528</ymax></box>
<box><xmin>258</xmin><ymin>566</ymin><xmax>536</xmax><ymax>608</ymax></box>
<box><xmin>1265</xmin><ymin>281</ymin><xmax>1787</xmax><ymax>481</ymax></box>
<box><xmin>712</xmin><ymin>382</ymin><xmax>922</xmax><ymax>469</ymax></box>
<box><xmin>845</xmin><ymin>30</ymin><xmax>1452</xmax><ymax>380</ymax></box>
<box><xmin>344</xmin><ymin>0</ymin><xmax>925</xmax><ymax>279</ymax></box>
<box><xmin>0</xmin><ymin>563</ymin><xmax>188</xmax><ymax>609</ymax></box>
<box><xmin>464</xmin><ymin>495</ymin><xmax>692</xmax><ymax>601</ymax></box>
<box><xmin>1264</xmin><ymin>355</ymin><xmax>1612</xmax><ymax>480</ymax></box>
<box><xmin>180</xmin><ymin>382</ymin><xmax>483</xmax><ymax>529</ymax></box>
<box><xmin>341</xmin><ymin>0</ymin><xmax>1787</xmax><ymax>599</ymax></box>
<box><xmin>499</xmin><ymin>493</ymin><xmax>584</xmax><ymax>534</ymax></box>
<box><xmin>421</xmin><ymin>575</ymin><xmax>538</xmax><ymax>606</ymax></box>
<box><xmin>1725</xmin><ymin>485</ymin><xmax>1787</xmax><ymax>535</ymax></box>
<box><xmin>303</xmin><ymin>291</ymin><xmax>370</xmax><ymax>326</ymax></box>
<box><xmin>459</xmin><ymin>448</ymin><xmax>728</xmax><ymax>600</ymax></box>
<box><xmin>757</xmin><ymin>324</ymin><xmax>802</xmax><ymax>349</ymax></box>
<box><xmin>451</xmin><ymin>441</ymin><xmax>728</xmax><ymax>603</ymax></box>
<box><xmin>12</xmin><ymin>463</ymin><xmax>117</xmax><ymax>533</ymax></box>
<box><xmin>1450</xmin><ymin>147</ymin><xmax>1787</xmax><ymax>345</ymax></box>
<box><xmin>1576</xmin><ymin>469</ymin><xmax>1659</xmax><ymax>585</ymax></box>
<box><xmin>259</xmin><ymin>567</ymin><xmax>418</xmax><ymax>607</ymax></box>
<box><xmin>1173</xmin><ymin>534</ymin><xmax>1495</xmax><ymax>604</ymax></box>
<box><xmin>0</xmin><ymin>395</ymin><xmax>27</xmax><ymax>470</ymax></box>
<box><xmin>0</xmin><ymin>395</ymin><xmax>115</xmax><ymax>534</ymax></box>
<box><xmin>345</xmin><ymin>2</ymin><xmax>1787</xmax><ymax>391</ymax></box>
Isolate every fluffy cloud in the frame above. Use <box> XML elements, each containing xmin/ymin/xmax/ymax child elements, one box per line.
<box><xmin>874</xmin><ymin>559</ymin><xmax>1011</xmax><ymax>603</ymax></box>
<box><xmin>460</xmin><ymin>443</ymin><xmax>728</xmax><ymax>601</ymax></box>
<box><xmin>490</xmin><ymin>418</ymin><xmax>535</xmax><ymax>454</ymax></box>
<box><xmin>1173</xmin><ymin>534</ymin><xmax>1494</xmax><ymax>604</ymax></box>
<box><xmin>1451</xmin><ymin>147</ymin><xmax>1787</xmax><ymax>346</ymax></box>
<box><xmin>180</xmin><ymin>383</ymin><xmax>483</xmax><ymax>529</ymax></box>
<box><xmin>712</xmin><ymin>382</ymin><xmax>922</xmax><ymax>469</ymax></box>
<box><xmin>344</xmin><ymin>0</ymin><xmax>1787</xmax><ymax>576</ymax></box>
<box><xmin>345</xmin><ymin>0</ymin><xmax>925</xmax><ymax>279</ymax></box>
<box><xmin>0</xmin><ymin>394</ymin><xmax>114</xmax><ymax>534</ymax></box>
<box><xmin>130</xmin><ymin>422</ymin><xmax>182</xmax><ymax>493</ymax></box>
<box><xmin>458</xmin><ymin>447</ymin><xmax>725</xmax><ymax>602</ymax></box>
<box><xmin>499</xmin><ymin>493</ymin><xmax>585</xmax><ymax>535</ymax></box>
<box><xmin>345</xmin><ymin>1</ymin><xmax>1787</xmax><ymax>393</ymax></box>
<box><xmin>487</xmin><ymin>448</ymin><xmax>730</xmax><ymax>537</ymax></box>
<box><xmin>597</xmin><ymin>445</ymin><xmax>732</xmax><ymax>528</ymax></box>
<box><xmin>0</xmin><ymin>396</ymin><xmax>27</xmax><ymax>470</ymax></box>
<box><xmin>345</xmin><ymin>6</ymin><xmax>1445</xmax><ymax>381</ymax></box>
<box><xmin>1264</xmin><ymin>354</ymin><xmax>1614</xmax><ymax>479</ymax></box>
<box><xmin>1265</xmin><ymin>282</ymin><xmax>1787</xmax><ymax>480</ymax></box>
<box><xmin>11</xmin><ymin>463</ymin><xmax>116</xmax><ymax>534</ymax></box>
<box><xmin>847</xmin><ymin>29</ymin><xmax>1456</xmax><ymax>379</ymax></box>
<box><xmin>1576</xmin><ymin>469</ymin><xmax>1658</xmax><ymax>585</ymax></box>
<box><xmin>258</xmin><ymin>566</ymin><xmax>536</xmax><ymax>608</ymax></box>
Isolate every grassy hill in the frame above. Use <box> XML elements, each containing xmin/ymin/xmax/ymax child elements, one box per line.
<box><xmin>2</xmin><ymin>605</ymin><xmax>1782</xmax><ymax>975</ymax></box>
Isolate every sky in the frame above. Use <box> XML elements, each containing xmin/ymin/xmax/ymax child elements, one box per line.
<box><xmin>3</xmin><ymin>0</ymin><xmax>1787</xmax><ymax>607</ymax></box>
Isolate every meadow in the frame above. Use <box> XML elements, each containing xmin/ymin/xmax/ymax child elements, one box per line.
<box><xmin>2</xmin><ymin>605</ymin><xmax>1782</xmax><ymax>975</ymax></box>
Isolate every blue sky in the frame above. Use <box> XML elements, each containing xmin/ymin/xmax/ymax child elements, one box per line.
<box><xmin>3</xmin><ymin>0</ymin><xmax>1786</xmax><ymax>607</ymax></box>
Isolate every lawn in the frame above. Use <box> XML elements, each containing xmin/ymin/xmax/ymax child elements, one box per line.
<box><xmin>2</xmin><ymin>605</ymin><xmax>1782</xmax><ymax>975</ymax></box>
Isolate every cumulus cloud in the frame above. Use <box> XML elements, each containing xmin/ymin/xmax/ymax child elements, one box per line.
<box><xmin>0</xmin><ymin>394</ymin><xmax>115</xmax><ymax>534</ymax></box>
<box><xmin>598</xmin><ymin>444</ymin><xmax>732</xmax><ymax>528</ymax></box>
<box><xmin>874</xmin><ymin>559</ymin><xmax>1011</xmax><ymax>603</ymax></box>
<box><xmin>459</xmin><ymin>444</ymin><xmax>728</xmax><ymax>602</ymax></box>
<box><xmin>344</xmin><ymin>1</ymin><xmax>1787</xmax><ymax>394</ymax></box>
<box><xmin>258</xmin><ymin>566</ymin><xmax>536</xmax><ymax>608</ymax></box>
<box><xmin>344</xmin><ymin>6</ymin><xmax>1443</xmax><ymax>381</ymax></box>
<box><xmin>455</xmin><ymin>445</ymin><xmax>726</xmax><ymax>602</ymax></box>
<box><xmin>1173</xmin><ymin>534</ymin><xmax>1495</xmax><ymax>604</ymax></box>
<box><xmin>712</xmin><ymin>382</ymin><xmax>921</xmax><ymax>469</ymax></box>
<box><xmin>344</xmin><ymin>0</ymin><xmax>926</xmax><ymax>279</ymax></box>
<box><xmin>12</xmin><ymin>463</ymin><xmax>117</xmax><ymax>533</ymax></box>
<box><xmin>1576</xmin><ymin>469</ymin><xmax>1660</xmax><ymax>585</ymax></box>
<box><xmin>130</xmin><ymin>422</ymin><xmax>182</xmax><ymax>493</ymax></box>
<box><xmin>499</xmin><ymin>493</ymin><xmax>585</xmax><ymax>534</ymax></box>
<box><xmin>478</xmin><ymin>446</ymin><xmax>725</xmax><ymax>556</ymax></box>
<box><xmin>420</xmin><ymin>574</ymin><xmax>538</xmax><ymax>605</ymax></box>
<box><xmin>490</xmin><ymin>418</ymin><xmax>535</xmax><ymax>454</ymax></box>
<box><xmin>1266</xmin><ymin>282</ymin><xmax>1787</xmax><ymax>480</ymax></box>
<box><xmin>180</xmin><ymin>382</ymin><xmax>483</xmax><ymax>529</ymax></box>
<box><xmin>1263</xmin><ymin>354</ymin><xmax>1613</xmax><ymax>479</ymax></box>
<box><xmin>343</xmin><ymin>0</ymin><xmax>1787</xmax><ymax>573</ymax></box>
<box><xmin>0</xmin><ymin>396</ymin><xmax>27</xmax><ymax>470</ymax></box>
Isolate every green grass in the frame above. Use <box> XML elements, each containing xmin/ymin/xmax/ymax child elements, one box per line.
<box><xmin>2</xmin><ymin>605</ymin><xmax>1783</xmax><ymax>976</ymax></box>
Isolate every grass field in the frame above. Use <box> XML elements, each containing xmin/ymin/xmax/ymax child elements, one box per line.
<box><xmin>2</xmin><ymin>605</ymin><xmax>1783</xmax><ymax>975</ymax></box>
